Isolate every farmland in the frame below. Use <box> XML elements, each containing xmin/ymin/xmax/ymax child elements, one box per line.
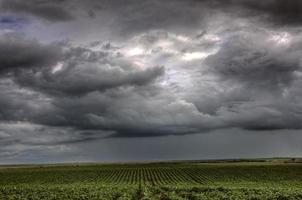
<box><xmin>1</xmin><ymin>160</ymin><xmax>302</xmax><ymax>199</ymax></box>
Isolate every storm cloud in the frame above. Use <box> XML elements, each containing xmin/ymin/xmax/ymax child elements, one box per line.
<box><xmin>0</xmin><ymin>0</ymin><xmax>74</xmax><ymax>22</ymax></box>
<box><xmin>0</xmin><ymin>34</ymin><xmax>61</xmax><ymax>73</ymax></box>
<box><xmin>231</xmin><ymin>0</ymin><xmax>302</xmax><ymax>25</ymax></box>
<box><xmin>1</xmin><ymin>0</ymin><xmax>302</xmax><ymax>163</ymax></box>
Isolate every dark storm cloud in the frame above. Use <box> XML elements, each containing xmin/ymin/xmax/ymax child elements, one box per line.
<box><xmin>0</xmin><ymin>0</ymin><xmax>74</xmax><ymax>22</ymax></box>
<box><xmin>2</xmin><ymin>0</ymin><xmax>302</xmax><ymax>27</ymax></box>
<box><xmin>202</xmin><ymin>26</ymin><xmax>302</xmax><ymax>131</ymax></box>
<box><xmin>17</xmin><ymin>65</ymin><xmax>165</xmax><ymax>96</ymax></box>
<box><xmin>217</xmin><ymin>101</ymin><xmax>302</xmax><ymax>131</ymax></box>
<box><xmin>2</xmin><ymin>27</ymin><xmax>302</xmax><ymax>138</ymax></box>
<box><xmin>2</xmin><ymin>0</ymin><xmax>302</xmax><ymax>163</ymax></box>
<box><xmin>26</xmin><ymin>89</ymin><xmax>215</xmax><ymax>137</ymax></box>
<box><xmin>0</xmin><ymin>78</ymin><xmax>55</xmax><ymax>123</ymax></box>
<box><xmin>198</xmin><ymin>0</ymin><xmax>302</xmax><ymax>26</ymax></box>
<box><xmin>231</xmin><ymin>0</ymin><xmax>302</xmax><ymax>25</ymax></box>
<box><xmin>205</xmin><ymin>32</ymin><xmax>302</xmax><ymax>91</ymax></box>
<box><xmin>0</xmin><ymin>34</ymin><xmax>61</xmax><ymax>73</ymax></box>
<box><xmin>0</xmin><ymin>16</ymin><xmax>26</xmax><ymax>25</ymax></box>
<box><xmin>107</xmin><ymin>0</ymin><xmax>207</xmax><ymax>36</ymax></box>
<box><xmin>14</xmin><ymin>44</ymin><xmax>165</xmax><ymax>96</ymax></box>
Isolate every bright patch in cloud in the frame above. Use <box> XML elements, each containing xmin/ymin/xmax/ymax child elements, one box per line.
<box><xmin>156</xmin><ymin>40</ymin><xmax>173</xmax><ymax>48</ymax></box>
<box><xmin>204</xmin><ymin>34</ymin><xmax>221</xmax><ymax>42</ymax></box>
<box><xmin>174</xmin><ymin>35</ymin><xmax>190</xmax><ymax>42</ymax></box>
<box><xmin>269</xmin><ymin>32</ymin><xmax>292</xmax><ymax>46</ymax></box>
<box><xmin>126</xmin><ymin>47</ymin><xmax>145</xmax><ymax>56</ymax></box>
<box><xmin>182</xmin><ymin>52</ymin><xmax>211</xmax><ymax>61</ymax></box>
<box><xmin>52</xmin><ymin>62</ymin><xmax>63</xmax><ymax>74</ymax></box>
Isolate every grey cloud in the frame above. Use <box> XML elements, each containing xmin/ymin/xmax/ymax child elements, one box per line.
<box><xmin>14</xmin><ymin>45</ymin><xmax>165</xmax><ymax>96</ymax></box>
<box><xmin>111</xmin><ymin>0</ymin><xmax>207</xmax><ymax>36</ymax></box>
<box><xmin>62</xmin><ymin>0</ymin><xmax>210</xmax><ymax>39</ymax></box>
<box><xmin>205</xmin><ymin>32</ymin><xmax>302</xmax><ymax>92</ymax></box>
<box><xmin>0</xmin><ymin>78</ymin><xmax>56</xmax><ymax>124</ymax></box>
<box><xmin>0</xmin><ymin>34</ymin><xmax>61</xmax><ymax>73</ymax></box>
<box><xmin>0</xmin><ymin>0</ymin><xmax>74</xmax><ymax>22</ymax></box>
<box><xmin>85</xmin><ymin>98</ymin><xmax>216</xmax><ymax>137</ymax></box>
<box><xmin>232</xmin><ymin>0</ymin><xmax>302</xmax><ymax>25</ymax></box>
<box><xmin>216</xmin><ymin>100</ymin><xmax>302</xmax><ymax>131</ymax></box>
<box><xmin>6</xmin><ymin>27</ymin><xmax>302</xmax><ymax>137</ymax></box>
<box><xmin>0</xmin><ymin>122</ymin><xmax>86</xmax><ymax>163</ymax></box>
<box><xmin>201</xmin><ymin>28</ymin><xmax>302</xmax><ymax>131</ymax></box>
<box><xmin>0</xmin><ymin>0</ymin><xmax>301</xmax><ymax>163</ymax></box>
<box><xmin>2</xmin><ymin>0</ymin><xmax>302</xmax><ymax>150</ymax></box>
<box><xmin>3</xmin><ymin>0</ymin><xmax>207</xmax><ymax>32</ymax></box>
<box><xmin>189</xmin><ymin>0</ymin><xmax>302</xmax><ymax>26</ymax></box>
<box><xmin>0</xmin><ymin>122</ymin><xmax>106</xmax><ymax>150</ymax></box>
<box><xmin>52</xmin><ymin>91</ymin><xmax>216</xmax><ymax>137</ymax></box>
<box><xmin>16</xmin><ymin>64</ymin><xmax>165</xmax><ymax>96</ymax></box>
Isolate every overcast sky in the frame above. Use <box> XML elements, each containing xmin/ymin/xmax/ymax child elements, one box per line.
<box><xmin>0</xmin><ymin>0</ymin><xmax>302</xmax><ymax>164</ymax></box>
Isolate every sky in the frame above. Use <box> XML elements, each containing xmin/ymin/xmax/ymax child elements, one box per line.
<box><xmin>0</xmin><ymin>0</ymin><xmax>302</xmax><ymax>164</ymax></box>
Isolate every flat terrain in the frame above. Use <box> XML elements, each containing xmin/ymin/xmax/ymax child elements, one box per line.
<box><xmin>1</xmin><ymin>160</ymin><xmax>302</xmax><ymax>199</ymax></box>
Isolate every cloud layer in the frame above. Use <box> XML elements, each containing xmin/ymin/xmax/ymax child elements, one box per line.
<box><xmin>0</xmin><ymin>0</ymin><xmax>302</xmax><ymax>162</ymax></box>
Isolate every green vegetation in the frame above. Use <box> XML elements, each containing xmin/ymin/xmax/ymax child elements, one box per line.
<box><xmin>1</xmin><ymin>161</ymin><xmax>302</xmax><ymax>199</ymax></box>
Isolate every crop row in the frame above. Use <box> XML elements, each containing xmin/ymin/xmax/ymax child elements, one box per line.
<box><xmin>1</xmin><ymin>164</ymin><xmax>302</xmax><ymax>187</ymax></box>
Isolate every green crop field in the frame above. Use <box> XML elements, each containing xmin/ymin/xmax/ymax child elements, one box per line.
<box><xmin>1</xmin><ymin>160</ymin><xmax>302</xmax><ymax>199</ymax></box>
